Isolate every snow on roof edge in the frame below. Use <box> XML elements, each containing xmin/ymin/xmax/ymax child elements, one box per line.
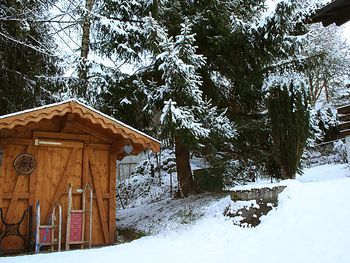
<box><xmin>0</xmin><ymin>99</ymin><xmax>74</xmax><ymax>120</ymax></box>
<box><xmin>0</xmin><ymin>98</ymin><xmax>161</xmax><ymax>145</ymax></box>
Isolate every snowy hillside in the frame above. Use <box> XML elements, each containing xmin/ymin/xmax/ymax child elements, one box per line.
<box><xmin>3</xmin><ymin>163</ymin><xmax>350</xmax><ymax>263</ymax></box>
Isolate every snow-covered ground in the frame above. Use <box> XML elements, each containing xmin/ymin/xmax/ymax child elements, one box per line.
<box><xmin>117</xmin><ymin>192</ymin><xmax>226</xmax><ymax>234</ymax></box>
<box><xmin>2</xmin><ymin>163</ymin><xmax>350</xmax><ymax>263</ymax></box>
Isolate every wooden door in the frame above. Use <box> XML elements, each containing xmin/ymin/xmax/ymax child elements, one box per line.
<box><xmin>85</xmin><ymin>146</ymin><xmax>112</xmax><ymax>244</ymax></box>
<box><xmin>35</xmin><ymin>140</ymin><xmax>113</xmax><ymax>246</ymax></box>
<box><xmin>34</xmin><ymin>140</ymin><xmax>83</xmax><ymax>246</ymax></box>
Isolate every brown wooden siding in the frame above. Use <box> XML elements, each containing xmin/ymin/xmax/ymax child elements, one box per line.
<box><xmin>0</xmin><ymin>125</ymin><xmax>116</xmax><ymax>250</ymax></box>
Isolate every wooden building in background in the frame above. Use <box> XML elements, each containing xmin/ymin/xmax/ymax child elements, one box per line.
<box><xmin>0</xmin><ymin>99</ymin><xmax>160</xmax><ymax>252</ymax></box>
<box><xmin>310</xmin><ymin>0</ymin><xmax>350</xmax><ymax>26</ymax></box>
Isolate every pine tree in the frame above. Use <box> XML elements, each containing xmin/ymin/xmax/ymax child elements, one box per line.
<box><xmin>176</xmin><ymin>0</ymin><xmax>311</xmax><ymax>181</ymax></box>
<box><xmin>95</xmin><ymin>0</ymin><xmax>316</xmax><ymax>185</ymax></box>
<box><xmin>91</xmin><ymin>3</ymin><xmax>236</xmax><ymax>195</ymax></box>
<box><xmin>91</xmin><ymin>1</ymin><xmax>158</xmax><ymax>127</ymax></box>
<box><xmin>0</xmin><ymin>1</ymin><xmax>60</xmax><ymax>115</ymax></box>
<box><xmin>79</xmin><ymin>0</ymin><xmax>322</xmax><ymax>186</ymax></box>
<box><xmin>266</xmin><ymin>72</ymin><xmax>310</xmax><ymax>179</ymax></box>
<box><xmin>153</xmin><ymin>19</ymin><xmax>235</xmax><ymax>196</ymax></box>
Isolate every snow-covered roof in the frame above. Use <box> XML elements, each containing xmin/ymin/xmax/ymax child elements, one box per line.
<box><xmin>0</xmin><ymin>99</ymin><xmax>160</xmax><ymax>153</ymax></box>
<box><xmin>311</xmin><ymin>0</ymin><xmax>350</xmax><ymax>26</ymax></box>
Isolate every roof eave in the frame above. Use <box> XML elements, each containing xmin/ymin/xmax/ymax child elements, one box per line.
<box><xmin>0</xmin><ymin>99</ymin><xmax>161</xmax><ymax>153</ymax></box>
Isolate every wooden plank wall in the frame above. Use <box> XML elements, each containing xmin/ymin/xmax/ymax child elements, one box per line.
<box><xmin>0</xmin><ymin>130</ymin><xmax>117</xmax><ymax>250</ymax></box>
<box><xmin>0</xmin><ymin>141</ymin><xmax>31</xmax><ymax>250</ymax></box>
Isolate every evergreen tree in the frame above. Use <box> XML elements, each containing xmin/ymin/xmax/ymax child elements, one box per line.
<box><xmin>266</xmin><ymin>72</ymin><xmax>310</xmax><ymax>179</ymax></box>
<box><xmin>148</xmin><ymin>19</ymin><xmax>235</xmax><ymax>196</ymax></box>
<box><xmin>56</xmin><ymin>0</ymin><xmax>322</xmax><ymax>187</ymax></box>
<box><xmin>94</xmin><ymin>0</ymin><xmax>317</xmax><ymax>185</ymax></box>
<box><xmin>92</xmin><ymin>4</ymin><xmax>236</xmax><ymax>195</ymax></box>
<box><xmin>0</xmin><ymin>0</ymin><xmax>60</xmax><ymax>115</ymax></box>
<box><xmin>174</xmin><ymin>0</ymin><xmax>310</xmax><ymax>181</ymax></box>
<box><xmin>89</xmin><ymin>0</ymin><xmax>156</xmax><ymax>128</ymax></box>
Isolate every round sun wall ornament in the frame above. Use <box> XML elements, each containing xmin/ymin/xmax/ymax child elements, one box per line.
<box><xmin>13</xmin><ymin>153</ymin><xmax>36</xmax><ymax>175</ymax></box>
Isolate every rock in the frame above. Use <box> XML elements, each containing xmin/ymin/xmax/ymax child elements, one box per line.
<box><xmin>226</xmin><ymin>186</ymin><xmax>286</xmax><ymax>227</ymax></box>
<box><xmin>230</xmin><ymin>186</ymin><xmax>286</xmax><ymax>203</ymax></box>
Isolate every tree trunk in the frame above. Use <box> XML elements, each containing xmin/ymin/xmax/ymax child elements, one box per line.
<box><xmin>175</xmin><ymin>135</ymin><xmax>196</xmax><ymax>197</ymax></box>
<box><xmin>323</xmin><ymin>77</ymin><xmax>330</xmax><ymax>103</ymax></box>
<box><xmin>78</xmin><ymin>0</ymin><xmax>94</xmax><ymax>97</ymax></box>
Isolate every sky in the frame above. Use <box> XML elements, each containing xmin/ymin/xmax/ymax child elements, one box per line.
<box><xmin>341</xmin><ymin>23</ymin><xmax>350</xmax><ymax>43</ymax></box>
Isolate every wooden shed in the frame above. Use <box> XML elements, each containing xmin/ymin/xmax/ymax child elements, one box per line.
<box><xmin>0</xmin><ymin>99</ymin><xmax>160</xmax><ymax>252</ymax></box>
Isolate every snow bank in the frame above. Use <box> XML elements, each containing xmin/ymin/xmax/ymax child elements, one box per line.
<box><xmin>296</xmin><ymin>163</ymin><xmax>349</xmax><ymax>182</ymax></box>
<box><xmin>117</xmin><ymin>193</ymin><xmax>226</xmax><ymax>234</ymax></box>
